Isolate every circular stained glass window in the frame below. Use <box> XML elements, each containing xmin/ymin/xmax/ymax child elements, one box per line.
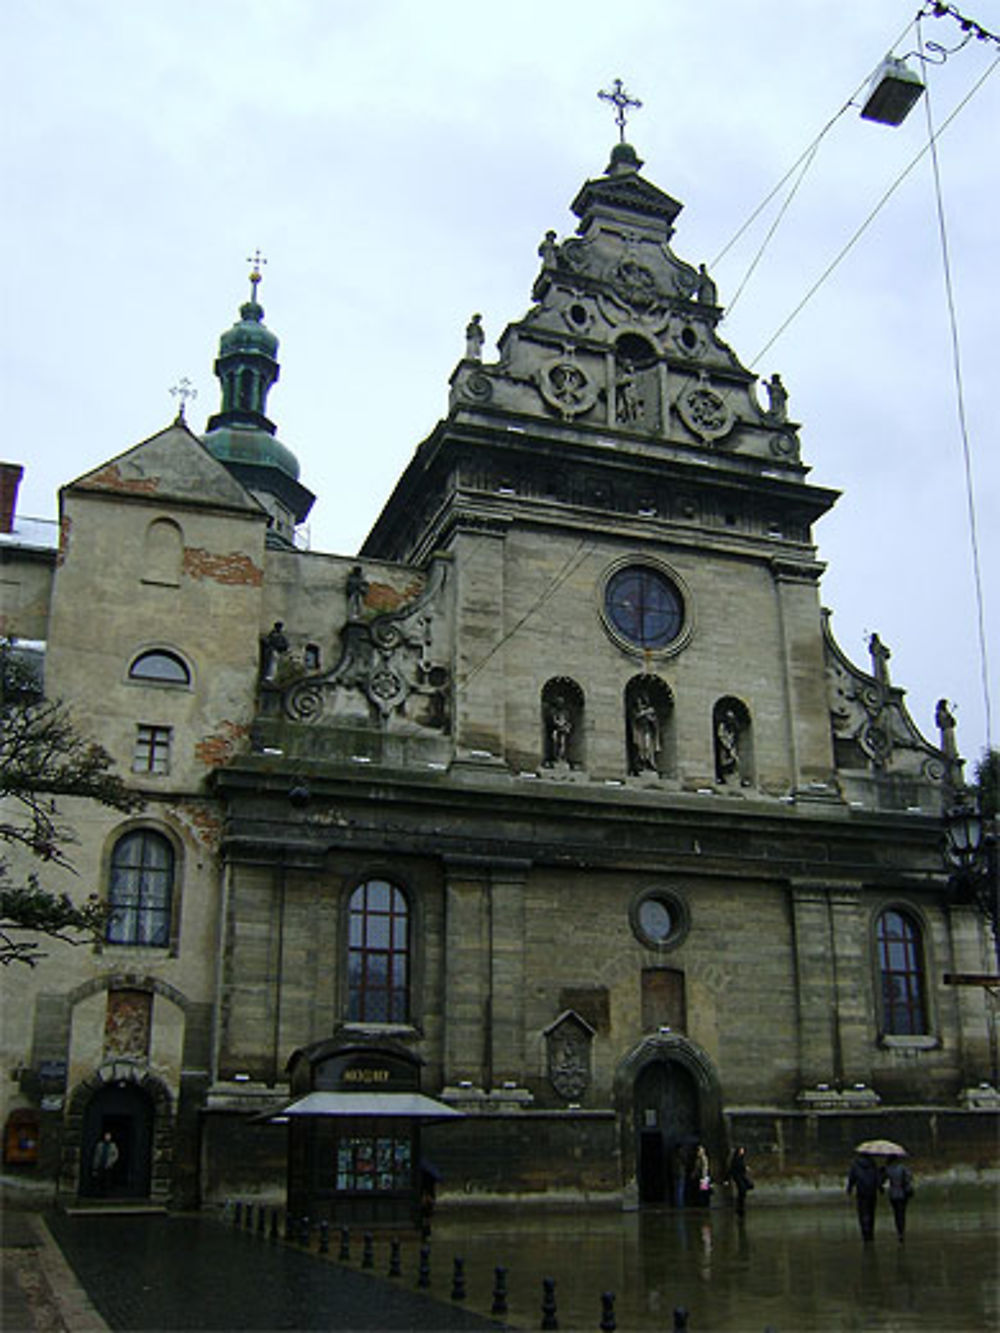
<box><xmin>631</xmin><ymin>888</ymin><xmax>689</xmax><ymax>951</ymax></box>
<box><xmin>604</xmin><ymin>565</ymin><xmax>684</xmax><ymax>651</ymax></box>
<box><xmin>638</xmin><ymin>897</ymin><xmax>673</xmax><ymax>942</ymax></box>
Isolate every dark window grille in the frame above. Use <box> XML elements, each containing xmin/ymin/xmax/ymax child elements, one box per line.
<box><xmin>129</xmin><ymin>651</ymin><xmax>190</xmax><ymax>685</ymax></box>
<box><xmin>133</xmin><ymin>724</ymin><xmax>171</xmax><ymax>774</ymax></box>
<box><xmin>347</xmin><ymin>880</ymin><xmax>409</xmax><ymax>1022</ymax></box>
<box><xmin>876</xmin><ymin>909</ymin><xmax>927</xmax><ymax>1035</ymax></box>
<box><xmin>107</xmin><ymin>830</ymin><xmax>174</xmax><ymax>947</ymax></box>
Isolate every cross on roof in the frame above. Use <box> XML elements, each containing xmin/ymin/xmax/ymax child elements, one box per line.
<box><xmin>247</xmin><ymin>248</ymin><xmax>267</xmax><ymax>300</ymax></box>
<box><xmin>170</xmin><ymin>377</ymin><xmax>198</xmax><ymax>421</ymax></box>
<box><xmin>598</xmin><ymin>79</ymin><xmax>642</xmax><ymax>142</ymax></box>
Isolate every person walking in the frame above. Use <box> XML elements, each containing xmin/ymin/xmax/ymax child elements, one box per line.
<box><xmin>725</xmin><ymin>1144</ymin><xmax>754</xmax><ymax>1218</ymax></box>
<box><xmin>885</xmin><ymin>1157</ymin><xmax>914</xmax><ymax>1241</ymax></box>
<box><xmin>92</xmin><ymin>1131</ymin><xmax>119</xmax><ymax>1197</ymax></box>
<box><xmin>846</xmin><ymin>1153</ymin><xmax>883</xmax><ymax>1241</ymax></box>
<box><xmin>693</xmin><ymin>1143</ymin><xmax>712</xmax><ymax>1208</ymax></box>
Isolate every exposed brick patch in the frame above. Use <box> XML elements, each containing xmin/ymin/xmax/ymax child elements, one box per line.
<box><xmin>84</xmin><ymin>463</ymin><xmax>162</xmax><ymax>494</ymax></box>
<box><xmin>195</xmin><ymin>720</ymin><xmax>251</xmax><ymax>769</ymax></box>
<box><xmin>174</xmin><ymin>801</ymin><xmax>224</xmax><ymax>852</ymax></box>
<box><xmin>183</xmin><ymin>547</ymin><xmax>263</xmax><ymax>586</ymax></box>
<box><xmin>57</xmin><ymin>513</ymin><xmax>72</xmax><ymax>566</ymax></box>
<box><xmin>365</xmin><ymin>575</ymin><xmax>425</xmax><ymax>613</ymax></box>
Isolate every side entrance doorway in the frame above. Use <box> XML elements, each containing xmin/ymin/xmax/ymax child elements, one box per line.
<box><xmin>635</xmin><ymin>1058</ymin><xmax>701</xmax><ymax>1205</ymax></box>
<box><xmin>79</xmin><ymin>1082</ymin><xmax>154</xmax><ymax>1199</ymax></box>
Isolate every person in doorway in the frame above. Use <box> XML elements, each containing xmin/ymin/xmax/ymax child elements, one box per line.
<box><xmin>846</xmin><ymin>1153</ymin><xmax>884</xmax><ymax>1241</ymax></box>
<box><xmin>885</xmin><ymin>1157</ymin><xmax>914</xmax><ymax>1241</ymax></box>
<box><xmin>693</xmin><ymin>1143</ymin><xmax>711</xmax><ymax>1207</ymax></box>
<box><xmin>725</xmin><ymin>1144</ymin><xmax>754</xmax><ymax>1218</ymax></box>
<box><xmin>92</xmin><ymin>1131</ymin><xmax>119</xmax><ymax>1196</ymax></box>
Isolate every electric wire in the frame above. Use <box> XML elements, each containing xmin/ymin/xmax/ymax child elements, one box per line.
<box><xmin>918</xmin><ymin>18</ymin><xmax>994</xmax><ymax>751</ymax></box>
<box><xmin>455</xmin><ymin>537</ymin><xmax>595</xmax><ymax>694</ymax></box>
<box><xmin>711</xmin><ymin>16</ymin><xmax>918</xmax><ymax>291</ymax></box>
<box><xmin>748</xmin><ymin>50</ymin><xmax>1000</xmax><ymax>368</ymax></box>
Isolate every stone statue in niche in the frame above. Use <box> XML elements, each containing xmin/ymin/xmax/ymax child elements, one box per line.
<box><xmin>546</xmin><ymin>696</ymin><xmax>573</xmax><ymax>766</ymax></box>
<box><xmin>465</xmin><ymin>313</ymin><xmax>484</xmax><ymax>361</ymax></box>
<box><xmin>763</xmin><ymin>373</ymin><xmax>788</xmax><ymax>423</ymax></box>
<box><xmin>260</xmin><ymin>621</ymin><xmax>289</xmax><ymax>682</ymax></box>
<box><xmin>615</xmin><ymin>358</ymin><xmax>643</xmax><ymax>424</ymax></box>
<box><xmin>346</xmin><ymin>565</ymin><xmax>369</xmax><ymax>621</ymax></box>
<box><xmin>715</xmin><ymin>707</ymin><xmax>740</xmax><ymax>783</ymax></box>
<box><xmin>630</xmin><ymin>692</ymin><xmax>660</xmax><ymax>772</ymax></box>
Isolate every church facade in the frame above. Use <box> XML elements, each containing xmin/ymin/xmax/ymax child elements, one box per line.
<box><xmin>2</xmin><ymin>139</ymin><xmax>996</xmax><ymax>1216</ymax></box>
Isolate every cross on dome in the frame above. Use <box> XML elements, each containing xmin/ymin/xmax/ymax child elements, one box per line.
<box><xmin>246</xmin><ymin>248</ymin><xmax>267</xmax><ymax>301</ymax></box>
<box><xmin>598</xmin><ymin>79</ymin><xmax>642</xmax><ymax>143</ymax></box>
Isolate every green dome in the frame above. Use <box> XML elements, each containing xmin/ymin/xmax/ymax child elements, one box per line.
<box><xmin>202</xmin><ymin>423</ymin><xmax>301</xmax><ymax>481</ymax></box>
<box><xmin>219</xmin><ymin>301</ymin><xmax>279</xmax><ymax>358</ymax></box>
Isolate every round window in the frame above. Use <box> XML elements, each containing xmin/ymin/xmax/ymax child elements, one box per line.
<box><xmin>604</xmin><ymin>565</ymin><xmax>685</xmax><ymax>651</ymax></box>
<box><xmin>631</xmin><ymin>889</ymin><xmax>689</xmax><ymax>950</ymax></box>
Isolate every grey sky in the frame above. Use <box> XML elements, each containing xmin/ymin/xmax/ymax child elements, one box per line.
<box><xmin>4</xmin><ymin>0</ymin><xmax>997</xmax><ymax>763</ymax></box>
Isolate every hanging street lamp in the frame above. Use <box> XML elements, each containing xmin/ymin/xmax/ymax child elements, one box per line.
<box><xmin>943</xmin><ymin>792</ymin><xmax>1000</xmax><ymax>975</ymax></box>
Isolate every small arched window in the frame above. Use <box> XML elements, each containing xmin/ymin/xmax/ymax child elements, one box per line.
<box><xmin>107</xmin><ymin>830</ymin><xmax>174</xmax><ymax>948</ymax></box>
<box><xmin>129</xmin><ymin>650</ymin><xmax>190</xmax><ymax>686</ymax></box>
<box><xmin>347</xmin><ymin>880</ymin><xmax>409</xmax><ymax>1023</ymax></box>
<box><xmin>876</xmin><ymin>909</ymin><xmax>927</xmax><ymax>1035</ymax></box>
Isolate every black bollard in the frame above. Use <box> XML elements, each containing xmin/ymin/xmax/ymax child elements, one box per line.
<box><xmin>299</xmin><ymin>1216</ymin><xmax>311</xmax><ymax>1247</ymax></box>
<box><xmin>451</xmin><ymin>1256</ymin><xmax>466</xmax><ymax>1301</ymax></box>
<box><xmin>541</xmin><ymin>1276</ymin><xmax>558</xmax><ymax>1331</ymax></box>
<box><xmin>362</xmin><ymin>1232</ymin><xmax>374</xmax><ymax>1269</ymax></box>
<box><xmin>673</xmin><ymin>1310</ymin><xmax>689</xmax><ymax>1332</ymax></box>
<box><xmin>269</xmin><ymin>1210</ymin><xmax>279</xmax><ymax>1243</ymax></box>
<box><xmin>338</xmin><ymin>1227</ymin><xmax>350</xmax><ymax>1262</ymax></box>
<box><xmin>234</xmin><ymin>1200</ymin><xmax>243</xmax><ymax>1229</ymax></box>
<box><xmin>319</xmin><ymin>1220</ymin><xmax>330</xmax><ymax>1254</ymax></box>
<box><xmin>284</xmin><ymin>1211</ymin><xmax>295</xmax><ymax>1242</ymax></box>
<box><xmin>388</xmin><ymin>1238</ymin><xmax>401</xmax><ymax>1278</ymax></box>
<box><xmin>257</xmin><ymin>1205</ymin><xmax>267</xmax><ymax>1236</ymax></box>
<box><xmin>417</xmin><ymin>1244</ymin><xmax>431</xmax><ymax>1289</ymax></box>
<box><xmin>600</xmin><ymin>1290</ymin><xmax>616</xmax><ymax>1332</ymax></box>
<box><xmin>244</xmin><ymin>1202</ymin><xmax>254</xmax><ymax>1232</ymax></box>
<box><xmin>491</xmin><ymin>1265</ymin><xmax>508</xmax><ymax>1317</ymax></box>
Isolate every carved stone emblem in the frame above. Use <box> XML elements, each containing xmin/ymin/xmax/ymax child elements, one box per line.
<box><xmin>544</xmin><ymin>1010</ymin><xmax>595</xmax><ymax>1101</ymax></box>
<box><xmin>676</xmin><ymin>376</ymin><xmax>733</xmax><ymax>442</ymax></box>
<box><xmin>611</xmin><ymin>258</ymin><xmax>659</xmax><ymax>311</ymax></box>
<box><xmin>538</xmin><ymin>360</ymin><xmax>597</xmax><ymax>418</ymax></box>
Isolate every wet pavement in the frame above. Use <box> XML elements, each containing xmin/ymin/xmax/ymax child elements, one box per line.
<box><xmin>43</xmin><ymin>1211</ymin><xmax>499</xmax><ymax>1332</ymax></box>
<box><xmin>15</xmin><ymin>1182</ymin><xmax>1000</xmax><ymax>1332</ymax></box>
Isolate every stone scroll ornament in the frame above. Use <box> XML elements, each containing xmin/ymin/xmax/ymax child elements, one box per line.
<box><xmin>283</xmin><ymin>560</ymin><xmax>450</xmax><ymax>729</ymax></box>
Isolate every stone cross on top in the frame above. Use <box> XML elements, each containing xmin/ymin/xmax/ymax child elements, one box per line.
<box><xmin>247</xmin><ymin>248</ymin><xmax>267</xmax><ymax>301</ymax></box>
<box><xmin>598</xmin><ymin>79</ymin><xmax>642</xmax><ymax>142</ymax></box>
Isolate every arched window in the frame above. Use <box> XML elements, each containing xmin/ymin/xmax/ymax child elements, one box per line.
<box><xmin>143</xmin><ymin>518</ymin><xmax>182</xmax><ymax>586</ymax></box>
<box><xmin>347</xmin><ymin>880</ymin><xmax>409</xmax><ymax>1023</ymax></box>
<box><xmin>876</xmin><ymin>909</ymin><xmax>927</xmax><ymax>1035</ymax></box>
<box><xmin>107</xmin><ymin>830</ymin><xmax>174</xmax><ymax>948</ymax></box>
<box><xmin>129</xmin><ymin>650</ymin><xmax>190</xmax><ymax>686</ymax></box>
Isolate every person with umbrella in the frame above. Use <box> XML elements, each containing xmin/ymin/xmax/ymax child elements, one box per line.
<box><xmin>882</xmin><ymin>1150</ymin><xmax>914</xmax><ymax>1241</ymax></box>
<box><xmin>846</xmin><ymin>1148</ymin><xmax>884</xmax><ymax>1241</ymax></box>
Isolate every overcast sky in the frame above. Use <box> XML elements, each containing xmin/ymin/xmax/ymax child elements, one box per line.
<box><xmin>4</xmin><ymin>1</ymin><xmax>997</xmax><ymax>765</ymax></box>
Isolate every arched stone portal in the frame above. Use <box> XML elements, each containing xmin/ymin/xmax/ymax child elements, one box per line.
<box><xmin>615</xmin><ymin>1034</ymin><xmax>724</xmax><ymax>1208</ymax></box>
<box><xmin>65</xmin><ymin>1063</ymin><xmax>174</xmax><ymax>1203</ymax></box>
